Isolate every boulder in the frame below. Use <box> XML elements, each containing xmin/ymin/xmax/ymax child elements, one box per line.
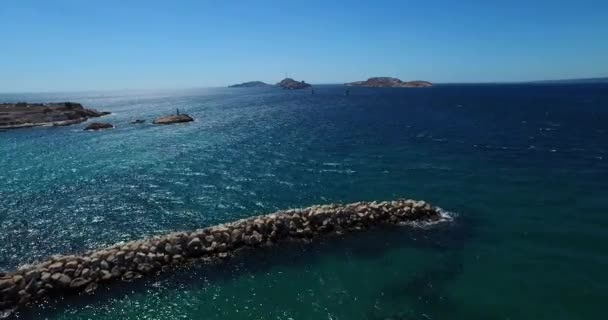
<box><xmin>69</xmin><ymin>277</ymin><xmax>91</xmax><ymax>288</ymax></box>
<box><xmin>48</xmin><ymin>262</ymin><xmax>64</xmax><ymax>272</ymax></box>
<box><xmin>0</xmin><ymin>278</ymin><xmax>15</xmax><ymax>290</ymax></box>
<box><xmin>187</xmin><ymin>237</ymin><xmax>202</xmax><ymax>250</ymax></box>
<box><xmin>50</xmin><ymin>273</ymin><xmax>71</xmax><ymax>287</ymax></box>
<box><xmin>84</xmin><ymin>282</ymin><xmax>97</xmax><ymax>294</ymax></box>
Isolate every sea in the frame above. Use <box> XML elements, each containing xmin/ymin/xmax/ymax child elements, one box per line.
<box><xmin>1</xmin><ymin>84</ymin><xmax>607</xmax><ymax>319</ymax></box>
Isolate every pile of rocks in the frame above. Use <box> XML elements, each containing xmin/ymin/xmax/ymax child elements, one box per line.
<box><xmin>84</xmin><ymin>122</ymin><xmax>114</xmax><ymax>131</ymax></box>
<box><xmin>0</xmin><ymin>199</ymin><xmax>442</xmax><ymax>313</ymax></box>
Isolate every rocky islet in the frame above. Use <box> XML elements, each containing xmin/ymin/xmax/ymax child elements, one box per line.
<box><xmin>276</xmin><ymin>78</ymin><xmax>312</xmax><ymax>90</ymax></box>
<box><xmin>228</xmin><ymin>81</ymin><xmax>273</xmax><ymax>88</ymax></box>
<box><xmin>346</xmin><ymin>77</ymin><xmax>432</xmax><ymax>88</ymax></box>
<box><xmin>152</xmin><ymin>114</ymin><xmax>194</xmax><ymax>125</ymax></box>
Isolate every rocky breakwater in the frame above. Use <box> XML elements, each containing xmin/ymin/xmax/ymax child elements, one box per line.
<box><xmin>0</xmin><ymin>199</ymin><xmax>447</xmax><ymax>314</ymax></box>
<box><xmin>0</xmin><ymin>102</ymin><xmax>110</xmax><ymax>130</ymax></box>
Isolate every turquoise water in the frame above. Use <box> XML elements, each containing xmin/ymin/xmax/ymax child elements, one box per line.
<box><xmin>1</xmin><ymin>84</ymin><xmax>607</xmax><ymax>319</ymax></box>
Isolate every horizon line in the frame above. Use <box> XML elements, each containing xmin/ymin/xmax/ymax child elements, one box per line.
<box><xmin>1</xmin><ymin>76</ymin><xmax>607</xmax><ymax>95</ymax></box>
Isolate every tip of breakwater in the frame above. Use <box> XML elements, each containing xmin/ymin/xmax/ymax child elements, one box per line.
<box><xmin>397</xmin><ymin>206</ymin><xmax>456</xmax><ymax>228</ymax></box>
<box><xmin>0</xmin><ymin>199</ymin><xmax>452</xmax><ymax>316</ymax></box>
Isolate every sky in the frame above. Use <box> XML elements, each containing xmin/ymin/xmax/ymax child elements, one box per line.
<box><xmin>1</xmin><ymin>0</ymin><xmax>607</xmax><ymax>92</ymax></box>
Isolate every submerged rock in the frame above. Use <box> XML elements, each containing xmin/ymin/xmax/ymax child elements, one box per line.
<box><xmin>152</xmin><ymin>114</ymin><xmax>194</xmax><ymax>125</ymax></box>
<box><xmin>84</xmin><ymin>122</ymin><xmax>114</xmax><ymax>131</ymax></box>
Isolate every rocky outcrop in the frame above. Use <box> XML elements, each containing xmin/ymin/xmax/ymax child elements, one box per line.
<box><xmin>346</xmin><ymin>77</ymin><xmax>432</xmax><ymax>88</ymax></box>
<box><xmin>276</xmin><ymin>78</ymin><xmax>312</xmax><ymax>90</ymax></box>
<box><xmin>0</xmin><ymin>199</ymin><xmax>447</xmax><ymax>314</ymax></box>
<box><xmin>0</xmin><ymin>102</ymin><xmax>110</xmax><ymax>130</ymax></box>
<box><xmin>228</xmin><ymin>81</ymin><xmax>273</xmax><ymax>88</ymax></box>
<box><xmin>152</xmin><ymin>114</ymin><xmax>194</xmax><ymax>125</ymax></box>
<box><xmin>84</xmin><ymin>122</ymin><xmax>113</xmax><ymax>131</ymax></box>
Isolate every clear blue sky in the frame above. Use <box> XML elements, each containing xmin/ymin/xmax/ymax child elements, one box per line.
<box><xmin>1</xmin><ymin>0</ymin><xmax>607</xmax><ymax>92</ymax></box>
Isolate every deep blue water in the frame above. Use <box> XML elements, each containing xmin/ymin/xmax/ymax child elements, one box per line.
<box><xmin>1</xmin><ymin>84</ymin><xmax>607</xmax><ymax>319</ymax></box>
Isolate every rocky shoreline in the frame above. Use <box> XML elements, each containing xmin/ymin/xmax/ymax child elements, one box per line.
<box><xmin>0</xmin><ymin>102</ymin><xmax>110</xmax><ymax>130</ymax></box>
<box><xmin>0</xmin><ymin>199</ymin><xmax>446</xmax><ymax>315</ymax></box>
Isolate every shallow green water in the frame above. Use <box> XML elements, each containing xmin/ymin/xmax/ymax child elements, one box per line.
<box><xmin>1</xmin><ymin>84</ymin><xmax>607</xmax><ymax>319</ymax></box>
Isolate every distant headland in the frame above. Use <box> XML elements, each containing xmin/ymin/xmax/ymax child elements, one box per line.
<box><xmin>228</xmin><ymin>81</ymin><xmax>273</xmax><ymax>88</ymax></box>
<box><xmin>530</xmin><ymin>77</ymin><xmax>608</xmax><ymax>84</ymax></box>
<box><xmin>228</xmin><ymin>78</ymin><xmax>312</xmax><ymax>90</ymax></box>
<box><xmin>346</xmin><ymin>77</ymin><xmax>432</xmax><ymax>88</ymax></box>
<box><xmin>0</xmin><ymin>102</ymin><xmax>110</xmax><ymax>130</ymax></box>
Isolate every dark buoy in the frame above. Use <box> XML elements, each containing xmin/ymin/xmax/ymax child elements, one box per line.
<box><xmin>311</xmin><ymin>88</ymin><xmax>315</xmax><ymax>95</ymax></box>
<box><xmin>345</xmin><ymin>89</ymin><xmax>350</xmax><ymax>96</ymax></box>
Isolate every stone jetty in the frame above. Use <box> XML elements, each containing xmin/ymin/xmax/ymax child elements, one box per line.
<box><xmin>0</xmin><ymin>199</ymin><xmax>445</xmax><ymax>314</ymax></box>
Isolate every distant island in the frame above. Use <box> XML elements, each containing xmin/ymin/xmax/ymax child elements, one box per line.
<box><xmin>276</xmin><ymin>78</ymin><xmax>312</xmax><ymax>90</ymax></box>
<box><xmin>346</xmin><ymin>77</ymin><xmax>432</xmax><ymax>88</ymax></box>
<box><xmin>531</xmin><ymin>77</ymin><xmax>608</xmax><ymax>84</ymax></box>
<box><xmin>228</xmin><ymin>79</ymin><xmax>312</xmax><ymax>89</ymax></box>
<box><xmin>228</xmin><ymin>81</ymin><xmax>273</xmax><ymax>88</ymax></box>
<box><xmin>0</xmin><ymin>102</ymin><xmax>110</xmax><ymax>130</ymax></box>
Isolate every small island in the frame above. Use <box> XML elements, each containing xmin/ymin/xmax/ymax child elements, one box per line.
<box><xmin>276</xmin><ymin>78</ymin><xmax>312</xmax><ymax>90</ymax></box>
<box><xmin>0</xmin><ymin>102</ymin><xmax>110</xmax><ymax>130</ymax></box>
<box><xmin>153</xmin><ymin>114</ymin><xmax>194</xmax><ymax>125</ymax></box>
<box><xmin>346</xmin><ymin>77</ymin><xmax>432</xmax><ymax>88</ymax></box>
<box><xmin>228</xmin><ymin>81</ymin><xmax>273</xmax><ymax>88</ymax></box>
